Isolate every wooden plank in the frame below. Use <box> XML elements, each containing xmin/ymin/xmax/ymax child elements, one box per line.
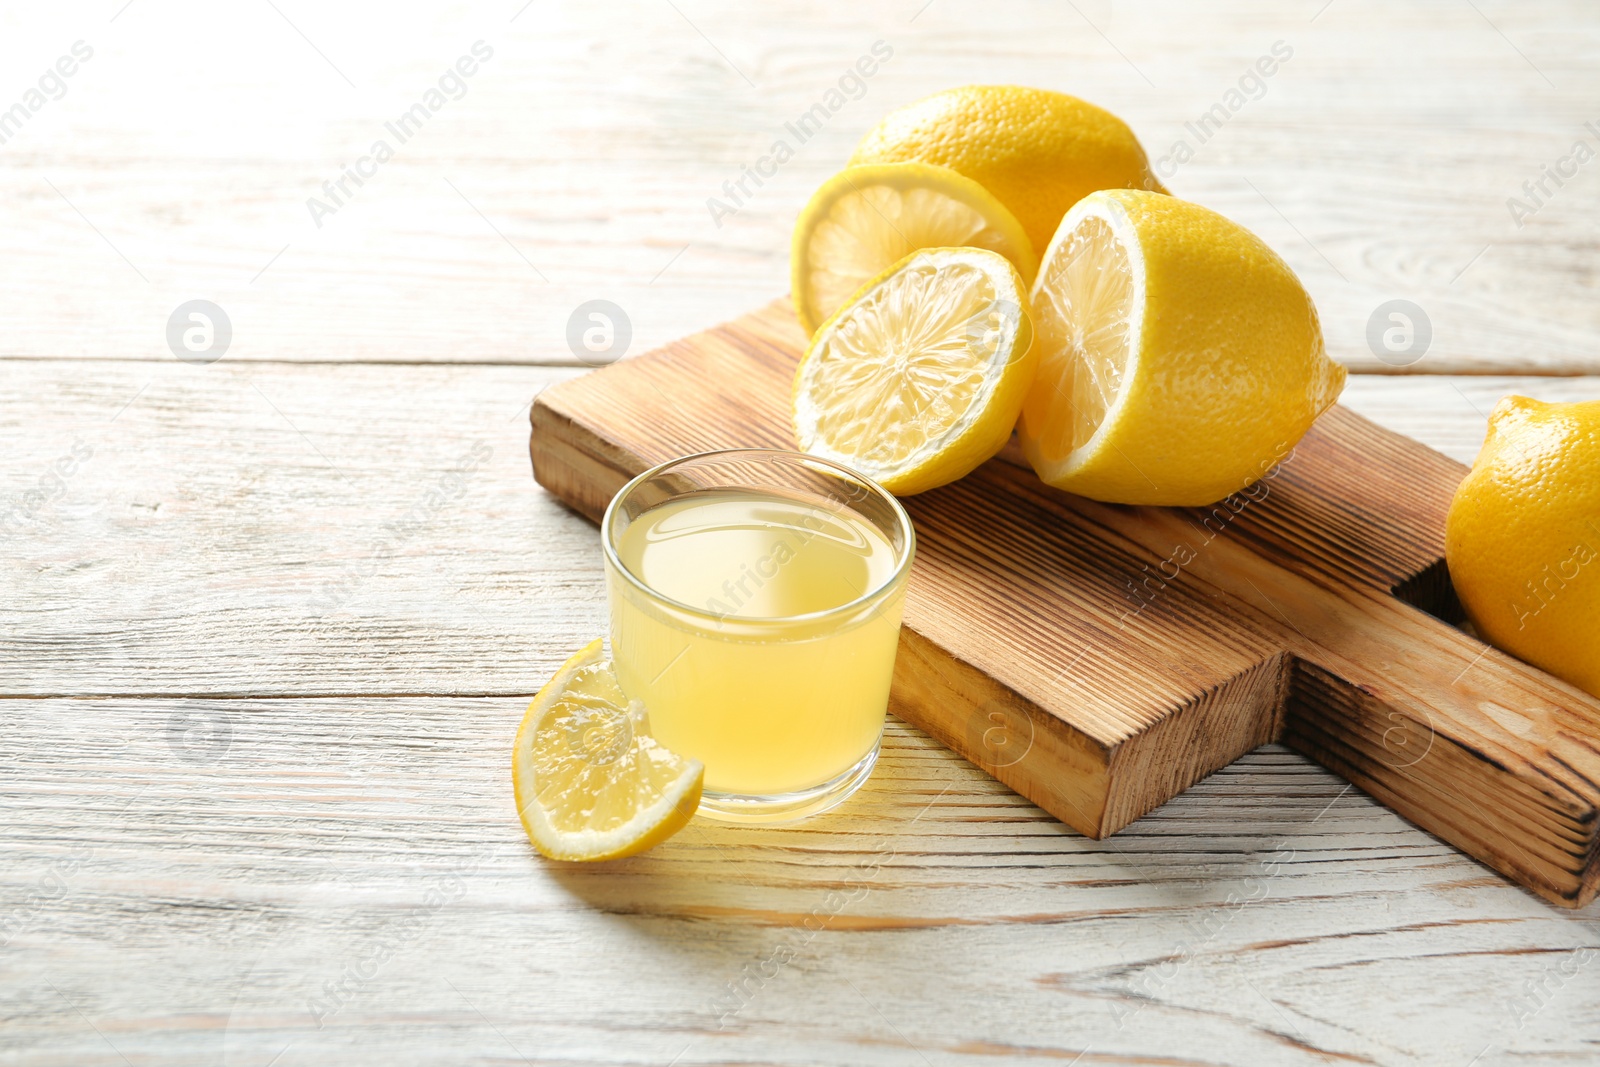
<box><xmin>1343</xmin><ymin>374</ymin><xmax>1600</xmax><ymax>459</ymax></box>
<box><xmin>0</xmin><ymin>359</ymin><xmax>593</xmax><ymax>697</ymax></box>
<box><xmin>1</xmin><ymin>2</ymin><xmax>1598</xmax><ymax>372</ymax></box>
<box><xmin>528</xmin><ymin>299</ymin><xmax>1600</xmax><ymax>906</ymax></box>
<box><xmin>3</xmin><ymin>356</ymin><xmax>1595</xmax><ymax>701</ymax></box>
<box><xmin>3</xmin><ymin>695</ymin><xmax>1597</xmax><ymax>1067</ymax></box>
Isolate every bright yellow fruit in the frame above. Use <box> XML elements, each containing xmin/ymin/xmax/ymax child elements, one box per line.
<box><xmin>1019</xmin><ymin>189</ymin><xmax>1345</xmax><ymax>506</ymax></box>
<box><xmin>512</xmin><ymin>640</ymin><xmax>703</xmax><ymax>861</ymax></box>
<box><xmin>1446</xmin><ymin>396</ymin><xmax>1600</xmax><ymax>699</ymax></box>
<box><xmin>791</xmin><ymin>162</ymin><xmax>1036</xmax><ymax>336</ymax></box>
<box><xmin>793</xmin><ymin>246</ymin><xmax>1035</xmax><ymax>496</ymax></box>
<box><xmin>849</xmin><ymin>85</ymin><xmax>1167</xmax><ymax>259</ymax></box>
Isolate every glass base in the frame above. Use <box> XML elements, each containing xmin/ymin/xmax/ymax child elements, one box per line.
<box><xmin>696</xmin><ymin>739</ymin><xmax>881</xmax><ymax>825</ymax></box>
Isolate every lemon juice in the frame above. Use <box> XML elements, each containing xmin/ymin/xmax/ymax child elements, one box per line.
<box><xmin>606</xmin><ymin>488</ymin><xmax>907</xmax><ymax>800</ymax></box>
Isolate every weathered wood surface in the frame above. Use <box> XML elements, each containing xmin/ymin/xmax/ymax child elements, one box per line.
<box><xmin>3</xmin><ymin>697</ymin><xmax>1599</xmax><ymax>1067</ymax></box>
<box><xmin>0</xmin><ymin>359</ymin><xmax>585</xmax><ymax>697</ymax></box>
<box><xmin>5</xmin><ymin>357</ymin><xmax>1600</xmax><ymax>1064</ymax></box>
<box><xmin>7</xmin><ymin>0</ymin><xmax>1600</xmax><ymax>1062</ymax></box>
<box><xmin>5</xmin><ymin>356</ymin><xmax>1593</xmax><ymax>700</ymax></box>
<box><xmin>4</xmin><ymin>1</ymin><xmax>1600</xmax><ymax>372</ymax></box>
<box><xmin>530</xmin><ymin>299</ymin><xmax>1600</xmax><ymax>906</ymax></box>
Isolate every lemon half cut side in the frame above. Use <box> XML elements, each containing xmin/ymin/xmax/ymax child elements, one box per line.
<box><xmin>1021</xmin><ymin>209</ymin><xmax>1144</xmax><ymax>477</ymax></box>
<box><xmin>1019</xmin><ymin>189</ymin><xmax>1345</xmax><ymax>507</ymax></box>
<box><xmin>791</xmin><ymin>162</ymin><xmax>1036</xmax><ymax>337</ymax></box>
<box><xmin>792</xmin><ymin>246</ymin><xmax>1036</xmax><ymax>496</ymax></box>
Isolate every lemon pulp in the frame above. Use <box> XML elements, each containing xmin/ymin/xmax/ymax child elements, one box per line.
<box><xmin>792</xmin><ymin>162</ymin><xmax>1035</xmax><ymax>335</ymax></box>
<box><xmin>512</xmin><ymin>640</ymin><xmax>702</xmax><ymax>860</ymax></box>
<box><xmin>812</xmin><ymin>258</ymin><xmax>996</xmax><ymax>464</ymax></box>
<box><xmin>793</xmin><ymin>246</ymin><xmax>1036</xmax><ymax>496</ymax></box>
<box><xmin>1022</xmin><ymin>215</ymin><xmax>1136</xmax><ymax>459</ymax></box>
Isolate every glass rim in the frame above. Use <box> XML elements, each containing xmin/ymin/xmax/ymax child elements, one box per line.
<box><xmin>600</xmin><ymin>447</ymin><xmax>916</xmax><ymax>627</ymax></box>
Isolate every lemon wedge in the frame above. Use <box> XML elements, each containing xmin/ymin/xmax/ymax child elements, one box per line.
<box><xmin>512</xmin><ymin>640</ymin><xmax>703</xmax><ymax>861</ymax></box>
<box><xmin>792</xmin><ymin>246</ymin><xmax>1035</xmax><ymax>496</ymax></box>
<box><xmin>1019</xmin><ymin>189</ymin><xmax>1345</xmax><ymax>506</ymax></box>
<box><xmin>791</xmin><ymin>162</ymin><xmax>1036</xmax><ymax>336</ymax></box>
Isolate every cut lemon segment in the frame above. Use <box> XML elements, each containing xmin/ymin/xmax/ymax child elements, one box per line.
<box><xmin>792</xmin><ymin>246</ymin><xmax>1036</xmax><ymax>496</ymax></box>
<box><xmin>791</xmin><ymin>162</ymin><xmax>1036</xmax><ymax>336</ymax></box>
<box><xmin>512</xmin><ymin>640</ymin><xmax>702</xmax><ymax>861</ymax></box>
<box><xmin>1019</xmin><ymin>190</ymin><xmax>1346</xmax><ymax>506</ymax></box>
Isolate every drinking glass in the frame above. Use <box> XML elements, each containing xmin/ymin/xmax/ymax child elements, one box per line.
<box><xmin>601</xmin><ymin>449</ymin><xmax>915</xmax><ymax>823</ymax></box>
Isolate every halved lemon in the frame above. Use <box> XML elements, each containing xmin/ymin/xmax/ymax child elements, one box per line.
<box><xmin>791</xmin><ymin>162</ymin><xmax>1036</xmax><ymax>336</ymax></box>
<box><xmin>792</xmin><ymin>246</ymin><xmax>1035</xmax><ymax>496</ymax></box>
<box><xmin>512</xmin><ymin>640</ymin><xmax>703</xmax><ymax>861</ymax></box>
<box><xmin>849</xmin><ymin>85</ymin><xmax>1169</xmax><ymax>260</ymax></box>
<box><xmin>1019</xmin><ymin>189</ymin><xmax>1345</xmax><ymax>506</ymax></box>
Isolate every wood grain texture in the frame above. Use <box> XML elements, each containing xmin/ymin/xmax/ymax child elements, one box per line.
<box><xmin>3</xmin><ymin>1</ymin><xmax>1600</xmax><ymax>372</ymax></box>
<box><xmin>530</xmin><ymin>298</ymin><xmax>1600</xmax><ymax>906</ymax></box>
<box><xmin>5</xmin><ymin>700</ymin><xmax>1600</xmax><ymax>1067</ymax></box>
<box><xmin>0</xmin><ymin>358</ymin><xmax>590</xmax><ymax>697</ymax></box>
<box><xmin>2</xmin><ymin>358</ymin><xmax>1590</xmax><ymax>703</ymax></box>
<box><xmin>8</xmin><ymin>0</ymin><xmax>1600</xmax><ymax>1059</ymax></box>
<box><xmin>4</xmin><ymin>358</ymin><xmax>1600</xmax><ymax>1066</ymax></box>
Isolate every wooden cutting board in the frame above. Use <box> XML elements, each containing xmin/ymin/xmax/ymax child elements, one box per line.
<box><xmin>529</xmin><ymin>298</ymin><xmax>1600</xmax><ymax>908</ymax></box>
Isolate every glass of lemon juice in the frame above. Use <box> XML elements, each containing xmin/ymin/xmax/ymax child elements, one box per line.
<box><xmin>602</xmin><ymin>449</ymin><xmax>914</xmax><ymax>823</ymax></box>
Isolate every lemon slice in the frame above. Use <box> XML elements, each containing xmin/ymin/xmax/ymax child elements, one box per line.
<box><xmin>1019</xmin><ymin>189</ymin><xmax>1346</xmax><ymax>506</ymax></box>
<box><xmin>791</xmin><ymin>162</ymin><xmax>1036</xmax><ymax>336</ymax></box>
<box><xmin>792</xmin><ymin>246</ymin><xmax>1035</xmax><ymax>496</ymax></box>
<box><xmin>512</xmin><ymin>640</ymin><xmax>703</xmax><ymax>861</ymax></box>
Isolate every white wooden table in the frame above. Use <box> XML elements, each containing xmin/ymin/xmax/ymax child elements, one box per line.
<box><xmin>4</xmin><ymin>2</ymin><xmax>1599</xmax><ymax>1064</ymax></box>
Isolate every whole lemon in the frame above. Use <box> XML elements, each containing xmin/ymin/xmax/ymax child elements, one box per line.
<box><xmin>1446</xmin><ymin>396</ymin><xmax>1600</xmax><ymax>699</ymax></box>
<box><xmin>849</xmin><ymin>85</ymin><xmax>1167</xmax><ymax>257</ymax></box>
